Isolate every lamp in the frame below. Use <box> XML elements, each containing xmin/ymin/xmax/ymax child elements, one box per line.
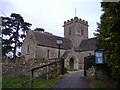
<box><xmin>56</xmin><ymin>40</ymin><xmax>62</xmax><ymax>58</ymax></box>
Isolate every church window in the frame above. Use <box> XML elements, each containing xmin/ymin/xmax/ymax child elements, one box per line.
<box><xmin>89</xmin><ymin>53</ymin><xmax>91</xmax><ymax>56</ymax></box>
<box><xmin>69</xmin><ymin>28</ymin><xmax>71</xmax><ymax>35</ymax></box>
<box><xmin>47</xmin><ymin>50</ymin><xmax>50</xmax><ymax>58</ymax></box>
<box><xmin>78</xmin><ymin>28</ymin><xmax>80</xmax><ymax>34</ymax></box>
<box><xmin>81</xmin><ymin>28</ymin><xmax>84</xmax><ymax>36</ymax></box>
<box><xmin>77</xmin><ymin>25</ymin><xmax>80</xmax><ymax>34</ymax></box>
<box><xmin>30</xmin><ymin>35</ymin><xmax>32</xmax><ymax>39</ymax></box>
<box><xmin>27</xmin><ymin>45</ymin><xmax>29</xmax><ymax>53</ymax></box>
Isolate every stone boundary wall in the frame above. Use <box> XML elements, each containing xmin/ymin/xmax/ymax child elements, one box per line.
<box><xmin>86</xmin><ymin>65</ymin><xmax>111</xmax><ymax>80</ymax></box>
<box><xmin>2</xmin><ymin>56</ymin><xmax>57</xmax><ymax>75</ymax></box>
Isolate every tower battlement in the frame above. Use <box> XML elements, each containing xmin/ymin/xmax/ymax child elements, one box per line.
<box><xmin>63</xmin><ymin>17</ymin><xmax>88</xmax><ymax>26</ymax></box>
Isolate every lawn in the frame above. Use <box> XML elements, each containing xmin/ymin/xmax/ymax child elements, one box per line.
<box><xmin>85</xmin><ymin>77</ymin><xmax>117</xmax><ymax>88</ymax></box>
<box><xmin>67</xmin><ymin>68</ymin><xmax>78</xmax><ymax>71</ymax></box>
<box><xmin>2</xmin><ymin>75</ymin><xmax>29</xmax><ymax>88</ymax></box>
<box><xmin>0</xmin><ymin>68</ymin><xmax>2</xmax><ymax>89</ymax></box>
<box><xmin>33</xmin><ymin>78</ymin><xmax>57</xmax><ymax>88</ymax></box>
<box><xmin>2</xmin><ymin>74</ymin><xmax>57</xmax><ymax>88</ymax></box>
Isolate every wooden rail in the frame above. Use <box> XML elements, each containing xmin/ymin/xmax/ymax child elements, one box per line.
<box><xmin>5</xmin><ymin>58</ymin><xmax>65</xmax><ymax>88</ymax></box>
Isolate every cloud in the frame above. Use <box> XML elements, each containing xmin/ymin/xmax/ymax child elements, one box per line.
<box><xmin>1</xmin><ymin>0</ymin><xmax>102</xmax><ymax>38</ymax></box>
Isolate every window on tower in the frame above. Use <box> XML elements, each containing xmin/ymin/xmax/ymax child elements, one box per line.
<box><xmin>69</xmin><ymin>28</ymin><xmax>71</xmax><ymax>35</ymax></box>
<box><xmin>81</xmin><ymin>28</ymin><xmax>84</xmax><ymax>36</ymax></box>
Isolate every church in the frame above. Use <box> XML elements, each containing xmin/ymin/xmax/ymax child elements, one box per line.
<box><xmin>21</xmin><ymin>16</ymin><xmax>97</xmax><ymax>70</ymax></box>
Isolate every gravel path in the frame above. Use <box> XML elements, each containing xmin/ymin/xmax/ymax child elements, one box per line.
<box><xmin>53</xmin><ymin>70</ymin><xmax>90</xmax><ymax>88</ymax></box>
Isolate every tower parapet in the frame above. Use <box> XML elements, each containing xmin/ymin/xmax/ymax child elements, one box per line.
<box><xmin>63</xmin><ymin>17</ymin><xmax>88</xmax><ymax>26</ymax></box>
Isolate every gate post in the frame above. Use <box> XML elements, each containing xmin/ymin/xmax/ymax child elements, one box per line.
<box><xmin>61</xmin><ymin>58</ymin><xmax>65</xmax><ymax>75</ymax></box>
<box><xmin>30</xmin><ymin>69</ymin><xmax>34</xmax><ymax>88</ymax></box>
<box><xmin>84</xmin><ymin>57</ymin><xmax>87</xmax><ymax>76</ymax></box>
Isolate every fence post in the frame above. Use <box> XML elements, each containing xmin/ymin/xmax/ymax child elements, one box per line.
<box><xmin>56</xmin><ymin>58</ymin><xmax>60</xmax><ymax>76</ymax></box>
<box><xmin>46</xmin><ymin>59</ymin><xmax>49</xmax><ymax>80</ymax></box>
<box><xmin>30</xmin><ymin>69</ymin><xmax>34</xmax><ymax>88</ymax></box>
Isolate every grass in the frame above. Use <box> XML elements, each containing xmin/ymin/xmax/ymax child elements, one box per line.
<box><xmin>0</xmin><ymin>69</ymin><xmax>2</xmax><ymax>89</ymax></box>
<box><xmin>85</xmin><ymin>77</ymin><xmax>116</xmax><ymax>88</ymax></box>
<box><xmin>89</xmin><ymin>79</ymin><xmax>108</xmax><ymax>88</ymax></box>
<box><xmin>2</xmin><ymin>75</ymin><xmax>29</xmax><ymax>88</ymax></box>
<box><xmin>67</xmin><ymin>68</ymin><xmax>78</xmax><ymax>71</ymax></box>
<box><xmin>2</xmin><ymin>74</ymin><xmax>58</xmax><ymax>88</ymax></box>
<box><xmin>33</xmin><ymin>78</ymin><xmax>57</xmax><ymax>88</ymax></box>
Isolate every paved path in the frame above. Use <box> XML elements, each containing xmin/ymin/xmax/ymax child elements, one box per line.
<box><xmin>53</xmin><ymin>70</ymin><xmax>89</xmax><ymax>88</ymax></box>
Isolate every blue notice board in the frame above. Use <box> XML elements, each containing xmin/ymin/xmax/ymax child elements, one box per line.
<box><xmin>95</xmin><ymin>49</ymin><xmax>104</xmax><ymax>64</ymax></box>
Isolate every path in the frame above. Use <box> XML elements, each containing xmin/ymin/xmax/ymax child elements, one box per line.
<box><xmin>53</xmin><ymin>70</ymin><xmax>89</xmax><ymax>88</ymax></box>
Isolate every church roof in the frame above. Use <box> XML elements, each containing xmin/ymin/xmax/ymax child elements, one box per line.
<box><xmin>32</xmin><ymin>31</ymin><xmax>73</xmax><ymax>50</ymax></box>
<box><xmin>61</xmin><ymin>51</ymin><xmax>69</xmax><ymax>58</ymax></box>
<box><xmin>79</xmin><ymin>38</ymin><xmax>97</xmax><ymax>51</ymax></box>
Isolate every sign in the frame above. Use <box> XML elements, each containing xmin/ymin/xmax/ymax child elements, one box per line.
<box><xmin>95</xmin><ymin>49</ymin><xmax>104</xmax><ymax>64</ymax></box>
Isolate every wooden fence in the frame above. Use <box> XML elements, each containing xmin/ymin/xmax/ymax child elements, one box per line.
<box><xmin>3</xmin><ymin>58</ymin><xmax>65</xmax><ymax>88</ymax></box>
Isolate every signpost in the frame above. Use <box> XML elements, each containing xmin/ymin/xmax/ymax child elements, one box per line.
<box><xmin>95</xmin><ymin>48</ymin><xmax>105</xmax><ymax>79</ymax></box>
<box><xmin>56</xmin><ymin>40</ymin><xmax>64</xmax><ymax>75</ymax></box>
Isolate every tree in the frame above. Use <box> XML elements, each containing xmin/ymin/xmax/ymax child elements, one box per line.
<box><xmin>2</xmin><ymin>17</ymin><xmax>13</xmax><ymax>58</ymax></box>
<box><xmin>2</xmin><ymin>13</ymin><xmax>32</xmax><ymax>60</ymax></box>
<box><xmin>96</xmin><ymin>2</ymin><xmax>120</xmax><ymax>87</ymax></box>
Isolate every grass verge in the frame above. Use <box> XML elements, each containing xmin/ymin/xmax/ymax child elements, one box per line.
<box><xmin>85</xmin><ymin>77</ymin><xmax>116</xmax><ymax>88</ymax></box>
<box><xmin>2</xmin><ymin>75</ymin><xmax>29</xmax><ymax>88</ymax></box>
<box><xmin>67</xmin><ymin>68</ymin><xmax>78</xmax><ymax>71</ymax></box>
<box><xmin>2</xmin><ymin>75</ymin><xmax>58</xmax><ymax>88</ymax></box>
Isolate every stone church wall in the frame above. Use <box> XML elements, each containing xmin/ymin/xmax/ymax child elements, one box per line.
<box><xmin>79</xmin><ymin>50</ymin><xmax>95</xmax><ymax>69</ymax></box>
<box><xmin>36</xmin><ymin>46</ymin><xmax>65</xmax><ymax>59</ymax></box>
<box><xmin>21</xmin><ymin>31</ymin><xmax>37</xmax><ymax>60</ymax></box>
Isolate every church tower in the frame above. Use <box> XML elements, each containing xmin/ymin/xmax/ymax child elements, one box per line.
<box><xmin>63</xmin><ymin>17</ymin><xmax>88</xmax><ymax>48</ymax></box>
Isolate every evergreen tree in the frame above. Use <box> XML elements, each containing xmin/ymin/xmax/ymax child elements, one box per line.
<box><xmin>2</xmin><ymin>13</ymin><xmax>32</xmax><ymax>60</ymax></box>
<box><xmin>96</xmin><ymin>2</ymin><xmax>120</xmax><ymax>87</ymax></box>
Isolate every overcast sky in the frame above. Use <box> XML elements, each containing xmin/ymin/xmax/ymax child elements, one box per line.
<box><xmin>0</xmin><ymin>0</ymin><xmax>103</xmax><ymax>38</ymax></box>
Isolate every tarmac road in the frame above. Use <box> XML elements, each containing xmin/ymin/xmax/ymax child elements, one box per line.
<box><xmin>53</xmin><ymin>70</ymin><xmax>90</xmax><ymax>88</ymax></box>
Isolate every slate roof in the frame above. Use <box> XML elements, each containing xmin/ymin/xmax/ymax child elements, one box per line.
<box><xmin>61</xmin><ymin>51</ymin><xmax>69</xmax><ymax>58</ymax></box>
<box><xmin>79</xmin><ymin>38</ymin><xmax>97</xmax><ymax>51</ymax></box>
<box><xmin>32</xmin><ymin>31</ymin><xmax>73</xmax><ymax>50</ymax></box>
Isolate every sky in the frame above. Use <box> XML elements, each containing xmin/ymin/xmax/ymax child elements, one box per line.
<box><xmin>0</xmin><ymin>0</ymin><xmax>103</xmax><ymax>38</ymax></box>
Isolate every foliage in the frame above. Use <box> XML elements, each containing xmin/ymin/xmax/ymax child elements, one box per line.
<box><xmin>87</xmin><ymin>78</ymin><xmax>116</xmax><ymax>88</ymax></box>
<box><xmin>96</xmin><ymin>2</ymin><xmax>120</xmax><ymax>87</ymax></box>
<box><xmin>2</xmin><ymin>13</ymin><xmax>32</xmax><ymax>59</ymax></box>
